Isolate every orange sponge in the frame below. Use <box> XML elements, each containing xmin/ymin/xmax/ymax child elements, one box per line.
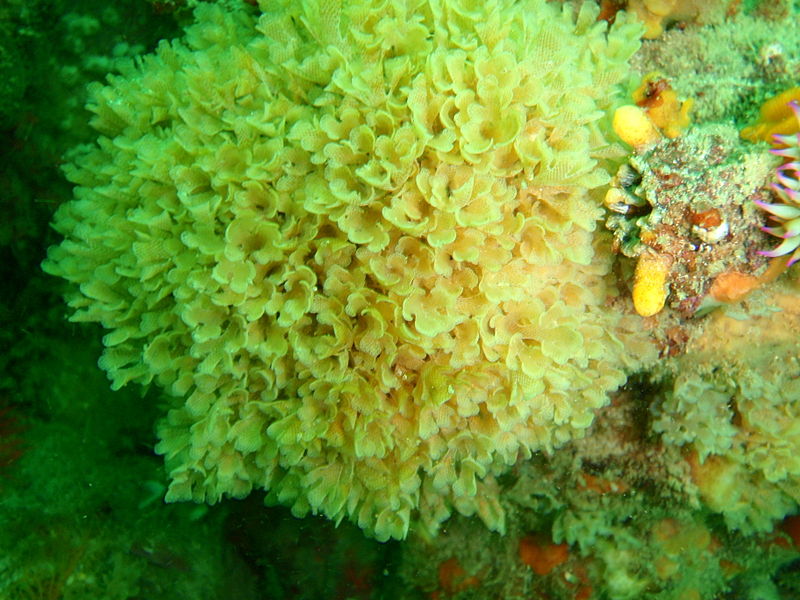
<box><xmin>633</xmin><ymin>73</ymin><xmax>693</xmax><ymax>139</ymax></box>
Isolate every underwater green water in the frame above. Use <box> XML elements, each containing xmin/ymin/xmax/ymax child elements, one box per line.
<box><xmin>3</xmin><ymin>1</ymin><xmax>800</xmax><ymax>599</ymax></box>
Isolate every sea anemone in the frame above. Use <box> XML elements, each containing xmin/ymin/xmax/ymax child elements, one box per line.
<box><xmin>755</xmin><ymin>100</ymin><xmax>800</xmax><ymax>265</ymax></box>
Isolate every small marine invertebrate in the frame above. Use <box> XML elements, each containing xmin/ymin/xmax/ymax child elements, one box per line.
<box><xmin>756</xmin><ymin>164</ymin><xmax>800</xmax><ymax>262</ymax></box>
<box><xmin>755</xmin><ymin>100</ymin><xmax>800</xmax><ymax>264</ymax></box>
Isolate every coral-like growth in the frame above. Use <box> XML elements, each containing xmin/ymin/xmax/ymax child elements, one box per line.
<box><xmin>653</xmin><ymin>283</ymin><xmax>800</xmax><ymax>532</ymax></box>
<box><xmin>43</xmin><ymin>0</ymin><xmax>648</xmax><ymax>540</ymax></box>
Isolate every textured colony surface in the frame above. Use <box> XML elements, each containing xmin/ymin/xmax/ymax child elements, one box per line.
<box><xmin>44</xmin><ymin>0</ymin><xmax>646</xmax><ymax>540</ymax></box>
<box><xmin>654</xmin><ymin>287</ymin><xmax>800</xmax><ymax>533</ymax></box>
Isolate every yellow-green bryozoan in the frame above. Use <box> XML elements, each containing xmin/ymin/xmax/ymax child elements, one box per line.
<box><xmin>44</xmin><ymin>0</ymin><xmax>646</xmax><ymax>540</ymax></box>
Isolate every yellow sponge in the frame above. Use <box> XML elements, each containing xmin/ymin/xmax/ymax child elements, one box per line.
<box><xmin>632</xmin><ymin>252</ymin><xmax>672</xmax><ymax>317</ymax></box>
<box><xmin>613</xmin><ymin>105</ymin><xmax>662</xmax><ymax>150</ymax></box>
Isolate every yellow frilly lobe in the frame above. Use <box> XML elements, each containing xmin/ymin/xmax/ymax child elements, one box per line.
<box><xmin>43</xmin><ymin>0</ymin><xmax>648</xmax><ymax>541</ymax></box>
